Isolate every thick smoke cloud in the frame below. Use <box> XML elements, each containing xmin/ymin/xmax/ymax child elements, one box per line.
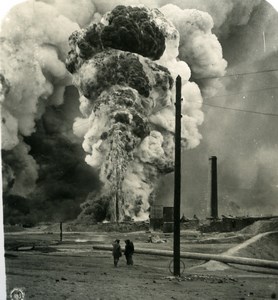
<box><xmin>160</xmin><ymin>5</ymin><xmax>227</xmax><ymax>78</ymax></box>
<box><xmin>66</xmin><ymin>5</ymin><xmax>212</xmax><ymax>221</ymax></box>
<box><xmin>100</xmin><ymin>5</ymin><xmax>166</xmax><ymax>59</ymax></box>
<box><xmin>41</xmin><ymin>0</ymin><xmax>96</xmax><ymax>27</ymax></box>
<box><xmin>157</xmin><ymin>0</ymin><xmax>262</xmax><ymax>36</ymax></box>
<box><xmin>0</xmin><ymin>1</ymin><xmax>80</xmax><ymax>198</ymax></box>
<box><xmin>3</xmin><ymin>86</ymin><xmax>102</xmax><ymax>224</ymax></box>
<box><xmin>1</xmin><ymin>0</ymin><xmax>276</xmax><ymax>225</ymax></box>
<box><xmin>0</xmin><ymin>0</ymin><xmax>98</xmax><ymax>224</ymax></box>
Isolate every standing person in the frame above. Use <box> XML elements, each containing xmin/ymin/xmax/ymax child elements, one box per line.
<box><xmin>124</xmin><ymin>239</ymin><xmax>134</xmax><ymax>265</ymax></box>
<box><xmin>112</xmin><ymin>239</ymin><xmax>122</xmax><ymax>267</ymax></box>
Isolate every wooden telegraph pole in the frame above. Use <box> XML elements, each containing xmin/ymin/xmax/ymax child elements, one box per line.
<box><xmin>174</xmin><ymin>75</ymin><xmax>182</xmax><ymax>276</ymax></box>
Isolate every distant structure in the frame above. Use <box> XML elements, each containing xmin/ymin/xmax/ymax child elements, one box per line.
<box><xmin>163</xmin><ymin>206</ymin><xmax>174</xmax><ymax>233</ymax></box>
<box><xmin>209</xmin><ymin>156</ymin><xmax>218</xmax><ymax>219</ymax></box>
<box><xmin>149</xmin><ymin>205</ymin><xmax>163</xmax><ymax>230</ymax></box>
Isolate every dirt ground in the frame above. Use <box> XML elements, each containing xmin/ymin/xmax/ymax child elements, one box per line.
<box><xmin>4</xmin><ymin>230</ymin><xmax>278</xmax><ymax>300</ymax></box>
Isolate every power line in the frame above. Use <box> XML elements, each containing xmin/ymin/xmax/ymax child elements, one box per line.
<box><xmin>194</xmin><ymin>68</ymin><xmax>278</xmax><ymax>81</ymax></box>
<box><xmin>202</xmin><ymin>102</ymin><xmax>278</xmax><ymax>117</ymax></box>
<box><xmin>63</xmin><ymin>70</ymin><xmax>278</xmax><ymax>134</ymax></box>
<box><xmin>180</xmin><ymin>84</ymin><xmax>278</xmax><ymax>117</ymax></box>
<box><xmin>195</xmin><ymin>85</ymin><xmax>278</xmax><ymax>117</ymax></box>
<box><xmin>59</xmin><ymin>102</ymin><xmax>278</xmax><ymax>137</ymax></box>
<box><xmin>58</xmin><ymin>83</ymin><xmax>278</xmax><ymax>135</ymax></box>
<box><xmin>204</xmin><ymin>86</ymin><xmax>278</xmax><ymax>100</ymax></box>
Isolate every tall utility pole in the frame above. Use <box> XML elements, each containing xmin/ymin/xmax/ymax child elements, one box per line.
<box><xmin>174</xmin><ymin>75</ymin><xmax>182</xmax><ymax>276</ymax></box>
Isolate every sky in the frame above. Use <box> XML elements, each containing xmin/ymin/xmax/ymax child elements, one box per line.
<box><xmin>0</xmin><ymin>0</ymin><xmax>278</xmax><ymax>297</ymax></box>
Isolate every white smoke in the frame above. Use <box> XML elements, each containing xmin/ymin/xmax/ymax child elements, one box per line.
<box><xmin>0</xmin><ymin>0</ymin><xmax>85</xmax><ymax>194</ymax></box>
<box><xmin>0</xmin><ymin>1</ymin><xmax>81</xmax><ymax>149</ymax></box>
<box><xmin>159</xmin><ymin>4</ymin><xmax>227</xmax><ymax>97</ymax></box>
<box><xmin>66</xmin><ymin>4</ymin><xmax>228</xmax><ymax>221</ymax></box>
<box><xmin>1</xmin><ymin>1</ymin><xmax>227</xmax><ymax>221</ymax></box>
<box><xmin>41</xmin><ymin>0</ymin><xmax>96</xmax><ymax>27</ymax></box>
<box><xmin>157</xmin><ymin>0</ymin><xmax>262</xmax><ymax>36</ymax></box>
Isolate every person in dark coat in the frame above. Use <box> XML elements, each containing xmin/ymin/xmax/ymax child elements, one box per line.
<box><xmin>112</xmin><ymin>239</ymin><xmax>122</xmax><ymax>267</ymax></box>
<box><xmin>124</xmin><ymin>239</ymin><xmax>134</xmax><ymax>265</ymax></box>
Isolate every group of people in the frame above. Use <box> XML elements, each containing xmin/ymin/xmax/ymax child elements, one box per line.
<box><xmin>112</xmin><ymin>239</ymin><xmax>134</xmax><ymax>267</ymax></box>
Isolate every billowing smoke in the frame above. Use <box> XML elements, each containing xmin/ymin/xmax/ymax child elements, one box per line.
<box><xmin>1</xmin><ymin>1</ymin><xmax>227</xmax><ymax>224</ymax></box>
<box><xmin>4</xmin><ymin>0</ymin><xmax>274</xmax><ymax>224</ymax></box>
<box><xmin>159</xmin><ymin>4</ymin><xmax>227</xmax><ymax>97</ymax></box>
<box><xmin>0</xmin><ymin>1</ymin><xmax>99</xmax><ymax>223</ymax></box>
<box><xmin>0</xmin><ymin>1</ymin><xmax>79</xmax><ymax>194</ymax></box>
<box><xmin>66</xmin><ymin>4</ymin><xmax>225</xmax><ymax>221</ymax></box>
<box><xmin>157</xmin><ymin>0</ymin><xmax>262</xmax><ymax>36</ymax></box>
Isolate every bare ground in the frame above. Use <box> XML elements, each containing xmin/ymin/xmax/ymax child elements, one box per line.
<box><xmin>4</xmin><ymin>230</ymin><xmax>278</xmax><ymax>300</ymax></box>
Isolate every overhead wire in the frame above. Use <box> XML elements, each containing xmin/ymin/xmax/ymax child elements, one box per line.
<box><xmin>57</xmin><ymin>68</ymin><xmax>278</xmax><ymax>134</ymax></box>
<box><xmin>201</xmin><ymin>85</ymin><xmax>278</xmax><ymax>117</ymax></box>
<box><xmin>194</xmin><ymin>68</ymin><xmax>278</xmax><ymax>81</ymax></box>
<box><xmin>204</xmin><ymin>86</ymin><xmax>278</xmax><ymax>100</ymax></box>
<box><xmin>201</xmin><ymin>102</ymin><xmax>278</xmax><ymax>117</ymax></box>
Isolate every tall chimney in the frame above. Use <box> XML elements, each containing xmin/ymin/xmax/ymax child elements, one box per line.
<box><xmin>209</xmin><ymin>156</ymin><xmax>218</xmax><ymax>219</ymax></box>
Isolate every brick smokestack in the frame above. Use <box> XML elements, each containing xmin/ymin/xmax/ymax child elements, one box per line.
<box><xmin>209</xmin><ymin>156</ymin><xmax>218</xmax><ymax>219</ymax></box>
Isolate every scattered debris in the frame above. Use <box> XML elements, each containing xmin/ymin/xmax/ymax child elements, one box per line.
<box><xmin>163</xmin><ymin>274</ymin><xmax>238</xmax><ymax>284</ymax></box>
<box><xmin>147</xmin><ymin>234</ymin><xmax>167</xmax><ymax>243</ymax></box>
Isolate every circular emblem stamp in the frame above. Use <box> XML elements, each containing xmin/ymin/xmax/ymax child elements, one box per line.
<box><xmin>10</xmin><ymin>288</ymin><xmax>25</xmax><ymax>300</ymax></box>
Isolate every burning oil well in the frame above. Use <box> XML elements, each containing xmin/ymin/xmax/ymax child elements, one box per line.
<box><xmin>66</xmin><ymin>5</ymin><xmax>212</xmax><ymax>223</ymax></box>
<box><xmin>1</xmin><ymin>2</ymin><xmax>227</xmax><ymax>225</ymax></box>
